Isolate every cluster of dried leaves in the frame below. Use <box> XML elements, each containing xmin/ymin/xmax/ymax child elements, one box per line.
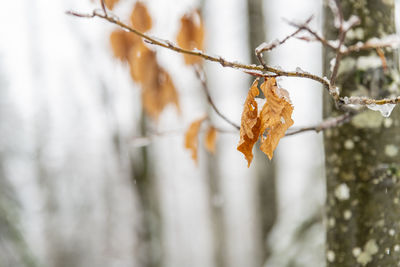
<box><xmin>183</xmin><ymin>78</ymin><xmax>294</xmax><ymax>166</ymax></box>
<box><xmin>105</xmin><ymin>0</ymin><xmax>294</xmax><ymax>166</ymax></box>
<box><xmin>109</xmin><ymin>1</ymin><xmax>179</xmax><ymax>120</ymax></box>
<box><xmin>237</xmin><ymin>78</ymin><xmax>294</xmax><ymax>166</ymax></box>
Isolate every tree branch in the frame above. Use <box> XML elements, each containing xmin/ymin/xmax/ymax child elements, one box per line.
<box><xmin>285</xmin><ymin>113</ymin><xmax>353</xmax><ymax>136</ymax></box>
<box><xmin>194</xmin><ymin>66</ymin><xmax>241</xmax><ymax>130</ymax></box>
<box><xmin>66</xmin><ymin>10</ymin><xmax>332</xmax><ymax>93</ymax></box>
<box><xmin>66</xmin><ymin>7</ymin><xmax>400</xmax><ymax>110</ymax></box>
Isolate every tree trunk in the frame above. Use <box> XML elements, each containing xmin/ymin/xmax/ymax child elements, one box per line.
<box><xmin>131</xmin><ymin>114</ymin><xmax>163</xmax><ymax>267</ymax></box>
<box><xmin>323</xmin><ymin>1</ymin><xmax>400</xmax><ymax>266</ymax></box>
<box><xmin>247</xmin><ymin>0</ymin><xmax>277</xmax><ymax>263</ymax></box>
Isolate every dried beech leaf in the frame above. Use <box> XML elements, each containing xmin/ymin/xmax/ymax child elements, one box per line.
<box><xmin>110</xmin><ymin>30</ymin><xmax>139</xmax><ymax>61</ymax></box>
<box><xmin>185</xmin><ymin>117</ymin><xmax>207</xmax><ymax>163</ymax></box>
<box><xmin>127</xmin><ymin>42</ymin><xmax>180</xmax><ymax>120</ymax></box>
<box><xmin>259</xmin><ymin>78</ymin><xmax>294</xmax><ymax>160</ymax></box>
<box><xmin>130</xmin><ymin>2</ymin><xmax>152</xmax><ymax>32</ymax></box>
<box><xmin>177</xmin><ymin>10</ymin><xmax>205</xmax><ymax>65</ymax></box>
<box><xmin>141</xmin><ymin>68</ymin><xmax>180</xmax><ymax>120</ymax></box>
<box><xmin>104</xmin><ymin>0</ymin><xmax>120</xmax><ymax>10</ymax></box>
<box><xmin>204</xmin><ymin>126</ymin><xmax>217</xmax><ymax>154</ymax></box>
<box><xmin>128</xmin><ymin>44</ymin><xmax>157</xmax><ymax>82</ymax></box>
<box><xmin>237</xmin><ymin>79</ymin><xmax>261</xmax><ymax>167</ymax></box>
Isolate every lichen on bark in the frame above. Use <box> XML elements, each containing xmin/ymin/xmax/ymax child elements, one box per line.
<box><xmin>323</xmin><ymin>0</ymin><xmax>400</xmax><ymax>266</ymax></box>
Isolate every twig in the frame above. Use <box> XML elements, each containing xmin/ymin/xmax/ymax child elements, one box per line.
<box><xmin>66</xmin><ymin>7</ymin><xmax>400</xmax><ymax>108</ymax></box>
<box><xmin>329</xmin><ymin>1</ymin><xmax>360</xmax><ymax>88</ymax></box>
<box><xmin>255</xmin><ymin>16</ymin><xmax>314</xmax><ymax>66</ymax></box>
<box><xmin>131</xmin><ymin>127</ymin><xmax>236</xmax><ymax>148</ymax></box>
<box><xmin>66</xmin><ymin>10</ymin><xmax>332</xmax><ymax>93</ymax></box>
<box><xmin>194</xmin><ymin>66</ymin><xmax>241</xmax><ymax>130</ymax></box>
<box><xmin>340</xmin><ymin>96</ymin><xmax>400</xmax><ymax>106</ymax></box>
<box><xmin>100</xmin><ymin>0</ymin><xmax>107</xmax><ymax>16</ymax></box>
<box><xmin>344</xmin><ymin>35</ymin><xmax>400</xmax><ymax>55</ymax></box>
<box><xmin>329</xmin><ymin>0</ymin><xmax>345</xmax><ymax>87</ymax></box>
<box><xmin>285</xmin><ymin>113</ymin><xmax>353</xmax><ymax>136</ymax></box>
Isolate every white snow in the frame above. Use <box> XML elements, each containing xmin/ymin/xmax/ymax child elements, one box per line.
<box><xmin>343</xmin><ymin>15</ymin><xmax>361</xmax><ymax>31</ymax></box>
<box><xmin>255</xmin><ymin>39</ymin><xmax>280</xmax><ymax>54</ymax></box>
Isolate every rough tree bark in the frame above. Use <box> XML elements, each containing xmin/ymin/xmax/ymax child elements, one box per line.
<box><xmin>323</xmin><ymin>0</ymin><xmax>400</xmax><ymax>266</ymax></box>
<box><xmin>247</xmin><ymin>0</ymin><xmax>277</xmax><ymax>263</ymax></box>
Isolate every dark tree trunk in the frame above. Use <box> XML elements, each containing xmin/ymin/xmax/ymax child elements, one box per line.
<box><xmin>323</xmin><ymin>1</ymin><xmax>400</xmax><ymax>266</ymax></box>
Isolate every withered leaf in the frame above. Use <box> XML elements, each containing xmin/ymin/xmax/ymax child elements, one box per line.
<box><xmin>237</xmin><ymin>79</ymin><xmax>261</xmax><ymax>167</ymax></box>
<box><xmin>185</xmin><ymin>117</ymin><xmax>207</xmax><ymax>163</ymax></box>
<box><xmin>204</xmin><ymin>126</ymin><xmax>217</xmax><ymax>154</ymax></box>
<box><xmin>128</xmin><ymin>44</ymin><xmax>157</xmax><ymax>83</ymax></box>
<box><xmin>141</xmin><ymin>67</ymin><xmax>180</xmax><ymax>120</ymax></box>
<box><xmin>127</xmin><ymin>40</ymin><xmax>180</xmax><ymax>120</ymax></box>
<box><xmin>110</xmin><ymin>29</ymin><xmax>139</xmax><ymax>61</ymax></box>
<box><xmin>176</xmin><ymin>10</ymin><xmax>205</xmax><ymax>65</ymax></box>
<box><xmin>259</xmin><ymin>78</ymin><xmax>294</xmax><ymax>160</ymax></box>
<box><xmin>130</xmin><ymin>2</ymin><xmax>152</xmax><ymax>32</ymax></box>
<box><xmin>104</xmin><ymin>0</ymin><xmax>120</xmax><ymax>10</ymax></box>
<box><xmin>237</xmin><ymin>78</ymin><xmax>294</xmax><ymax>166</ymax></box>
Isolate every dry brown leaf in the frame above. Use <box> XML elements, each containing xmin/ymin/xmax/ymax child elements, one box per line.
<box><xmin>110</xmin><ymin>30</ymin><xmax>140</xmax><ymax>61</ymax></box>
<box><xmin>176</xmin><ymin>10</ymin><xmax>205</xmax><ymax>65</ymax></box>
<box><xmin>141</xmin><ymin>68</ymin><xmax>180</xmax><ymax>120</ymax></box>
<box><xmin>237</xmin><ymin>79</ymin><xmax>261</xmax><ymax>167</ymax></box>
<box><xmin>104</xmin><ymin>0</ymin><xmax>119</xmax><ymax>10</ymax></box>
<box><xmin>127</xmin><ymin>41</ymin><xmax>180</xmax><ymax>120</ymax></box>
<box><xmin>128</xmin><ymin>44</ymin><xmax>157</xmax><ymax>82</ymax></box>
<box><xmin>259</xmin><ymin>78</ymin><xmax>294</xmax><ymax>160</ymax></box>
<box><xmin>185</xmin><ymin>117</ymin><xmax>207</xmax><ymax>163</ymax></box>
<box><xmin>130</xmin><ymin>2</ymin><xmax>152</xmax><ymax>32</ymax></box>
<box><xmin>204</xmin><ymin>126</ymin><xmax>217</xmax><ymax>154</ymax></box>
<box><xmin>237</xmin><ymin>78</ymin><xmax>294</xmax><ymax>166</ymax></box>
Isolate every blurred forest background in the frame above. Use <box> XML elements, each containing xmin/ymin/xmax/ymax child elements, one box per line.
<box><xmin>2</xmin><ymin>0</ymin><xmax>390</xmax><ymax>266</ymax></box>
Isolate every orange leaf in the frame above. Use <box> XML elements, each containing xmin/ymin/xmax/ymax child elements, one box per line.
<box><xmin>176</xmin><ymin>10</ymin><xmax>205</xmax><ymax>65</ymax></box>
<box><xmin>204</xmin><ymin>126</ymin><xmax>217</xmax><ymax>154</ymax></box>
<box><xmin>110</xmin><ymin>30</ymin><xmax>139</xmax><ymax>61</ymax></box>
<box><xmin>128</xmin><ymin>44</ymin><xmax>157</xmax><ymax>82</ymax></box>
<box><xmin>130</xmin><ymin>2</ymin><xmax>152</xmax><ymax>32</ymax></box>
<box><xmin>104</xmin><ymin>0</ymin><xmax>119</xmax><ymax>10</ymax></box>
<box><xmin>141</xmin><ymin>68</ymin><xmax>180</xmax><ymax>120</ymax></box>
<box><xmin>237</xmin><ymin>79</ymin><xmax>261</xmax><ymax>167</ymax></box>
<box><xmin>185</xmin><ymin>117</ymin><xmax>207</xmax><ymax>163</ymax></box>
<box><xmin>127</xmin><ymin>43</ymin><xmax>180</xmax><ymax>120</ymax></box>
<box><xmin>259</xmin><ymin>78</ymin><xmax>294</xmax><ymax>160</ymax></box>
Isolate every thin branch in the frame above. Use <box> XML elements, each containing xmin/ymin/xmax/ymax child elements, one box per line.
<box><xmin>292</xmin><ymin>29</ymin><xmax>337</xmax><ymax>50</ymax></box>
<box><xmin>131</xmin><ymin>127</ymin><xmax>236</xmax><ymax>148</ymax></box>
<box><xmin>100</xmin><ymin>0</ymin><xmax>107</xmax><ymax>16</ymax></box>
<box><xmin>285</xmin><ymin>113</ymin><xmax>353</xmax><ymax>136</ymax></box>
<box><xmin>329</xmin><ymin>0</ymin><xmax>345</xmax><ymax>87</ymax></box>
<box><xmin>345</xmin><ymin>35</ymin><xmax>400</xmax><ymax>55</ymax></box>
<box><xmin>67</xmin><ymin>9</ymin><xmax>332</xmax><ymax>92</ymax></box>
<box><xmin>340</xmin><ymin>95</ymin><xmax>400</xmax><ymax>106</ymax></box>
<box><xmin>194</xmin><ymin>66</ymin><xmax>241</xmax><ymax>130</ymax></box>
<box><xmin>255</xmin><ymin>16</ymin><xmax>314</xmax><ymax>66</ymax></box>
<box><xmin>329</xmin><ymin>1</ymin><xmax>360</xmax><ymax>88</ymax></box>
<box><xmin>67</xmin><ymin>7</ymin><xmax>400</xmax><ymax>109</ymax></box>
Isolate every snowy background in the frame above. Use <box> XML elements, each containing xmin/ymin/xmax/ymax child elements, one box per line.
<box><xmin>0</xmin><ymin>0</ymin><xmax>330</xmax><ymax>266</ymax></box>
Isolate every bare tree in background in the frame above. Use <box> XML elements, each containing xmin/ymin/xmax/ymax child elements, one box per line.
<box><xmin>247</xmin><ymin>0</ymin><xmax>277</xmax><ymax>264</ymax></box>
